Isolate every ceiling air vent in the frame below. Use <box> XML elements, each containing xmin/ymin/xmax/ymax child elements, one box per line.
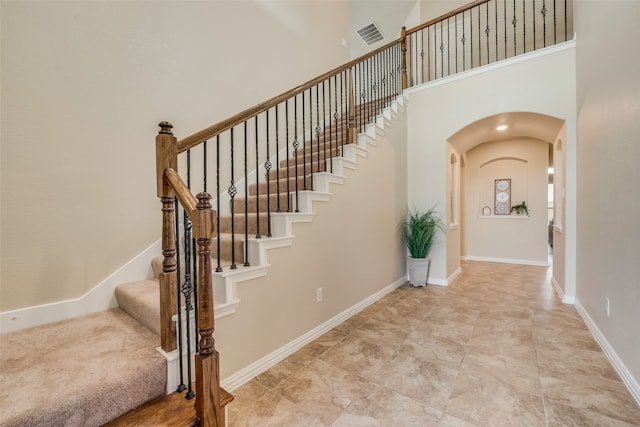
<box><xmin>356</xmin><ymin>23</ymin><xmax>384</xmax><ymax>46</ymax></box>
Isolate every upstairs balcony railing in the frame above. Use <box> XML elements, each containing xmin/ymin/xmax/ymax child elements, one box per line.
<box><xmin>154</xmin><ymin>1</ymin><xmax>572</xmax><ymax>425</ymax></box>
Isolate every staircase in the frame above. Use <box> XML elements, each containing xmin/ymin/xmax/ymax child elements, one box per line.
<box><xmin>116</xmin><ymin>95</ymin><xmax>407</xmax><ymax>392</ymax></box>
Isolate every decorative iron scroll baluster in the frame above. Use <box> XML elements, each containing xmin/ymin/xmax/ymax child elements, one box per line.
<box><xmin>215</xmin><ymin>135</ymin><xmax>222</xmax><ymax>272</ymax></box>
<box><xmin>462</xmin><ymin>13</ymin><xmax>466</xmax><ymax>71</ymax></box>
<box><xmin>182</xmin><ymin>212</ymin><xmax>195</xmax><ymax>399</ymax></box>
<box><xmin>243</xmin><ymin>122</ymin><xmax>250</xmax><ymax>266</ymax></box>
<box><xmin>293</xmin><ymin>95</ymin><xmax>300</xmax><ymax>212</ymax></box>
<box><xmin>254</xmin><ymin>116</ymin><xmax>261</xmax><ymax>238</ymax></box>
<box><xmin>321</xmin><ymin>81</ymin><xmax>326</xmax><ymax>175</ymax></box>
<box><xmin>174</xmin><ymin>196</ymin><xmax>185</xmax><ymax>393</ymax></box>
<box><xmin>330</xmin><ymin>76</ymin><xmax>335</xmax><ymax>174</ymax></box>
<box><xmin>184</xmin><ymin>150</ymin><xmax>195</xmax><ymax>399</ymax></box>
<box><xmin>229</xmin><ymin>128</ymin><xmax>237</xmax><ymax>269</ymax></box>
<box><xmin>265</xmin><ymin>109</ymin><xmax>272</xmax><ymax>237</ymax></box>
<box><xmin>485</xmin><ymin>3</ymin><xmax>490</xmax><ymax>64</ymax></box>
<box><xmin>440</xmin><ymin>22</ymin><xmax>444</xmax><ymax>78</ymax></box>
<box><xmin>542</xmin><ymin>0</ymin><xmax>547</xmax><ymax>47</ymax></box>
<box><xmin>315</xmin><ymin>84</ymin><xmax>321</xmax><ymax>182</ymax></box>
<box><xmin>513</xmin><ymin>0</ymin><xmax>517</xmax><ymax>57</ymax></box>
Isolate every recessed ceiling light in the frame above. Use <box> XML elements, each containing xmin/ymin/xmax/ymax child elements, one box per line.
<box><xmin>496</xmin><ymin>125</ymin><xmax>508</xmax><ymax>131</ymax></box>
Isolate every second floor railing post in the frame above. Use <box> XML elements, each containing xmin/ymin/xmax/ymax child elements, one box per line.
<box><xmin>347</xmin><ymin>67</ymin><xmax>356</xmax><ymax>145</ymax></box>
<box><xmin>401</xmin><ymin>26</ymin><xmax>408</xmax><ymax>90</ymax></box>
<box><xmin>156</xmin><ymin>121</ymin><xmax>178</xmax><ymax>352</ymax></box>
<box><xmin>193</xmin><ymin>192</ymin><xmax>225</xmax><ymax>427</ymax></box>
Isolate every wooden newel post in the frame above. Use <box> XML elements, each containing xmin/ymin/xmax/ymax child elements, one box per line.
<box><xmin>156</xmin><ymin>121</ymin><xmax>178</xmax><ymax>352</ymax></box>
<box><xmin>193</xmin><ymin>192</ymin><xmax>224</xmax><ymax>427</ymax></box>
<box><xmin>347</xmin><ymin>67</ymin><xmax>357</xmax><ymax>145</ymax></box>
<box><xmin>401</xmin><ymin>26</ymin><xmax>408</xmax><ymax>90</ymax></box>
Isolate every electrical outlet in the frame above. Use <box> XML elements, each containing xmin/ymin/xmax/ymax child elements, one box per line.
<box><xmin>606</xmin><ymin>298</ymin><xmax>611</xmax><ymax>317</ymax></box>
<box><xmin>316</xmin><ymin>288</ymin><xmax>323</xmax><ymax>303</ymax></box>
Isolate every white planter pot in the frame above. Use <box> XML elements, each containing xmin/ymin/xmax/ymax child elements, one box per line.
<box><xmin>407</xmin><ymin>257</ymin><xmax>431</xmax><ymax>287</ymax></box>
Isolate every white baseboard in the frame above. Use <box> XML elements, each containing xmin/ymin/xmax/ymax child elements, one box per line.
<box><xmin>221</xmin><ymin>276</ymin><xmax>407</xmax><ymax>392</ymax></box>
<box><xmin>551</xmin><ymin>276</ymin><xmax>575</xmax><ymax>304</ymax></box>
<box><xmin>574</xmin><ymin>299</ymin><xmax>640</xmax><ymax>407</ymax></box>
<box><xmin>0</xmin><ymin>240</ymin><xmax>160</xmax><ymax>334</ymax></box>
<box><xmin>462</xmin><ymin>255</ymin><xmax>549</xmax><ymax>267</ymax></box>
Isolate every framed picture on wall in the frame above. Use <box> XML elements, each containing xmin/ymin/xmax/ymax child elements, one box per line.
<box><xmin>494</xmin><ymin>178</ymin><xmax>511</xmax><ymax>215</ymax></box>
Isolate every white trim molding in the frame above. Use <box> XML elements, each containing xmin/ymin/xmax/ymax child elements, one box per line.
<box><xmin>0</xmin><ymin>240</ymin><xmax>160</xmax><ymax>334</ymax></box>
<box><xmin>462</xmin><ymin>255</ymin><xmax>549</xmax><ymax>267</ymax></box>
<box><xmin>574</xmin><ymin>300</ymin><xmax>640</xmax><ymax>407</ymax></box>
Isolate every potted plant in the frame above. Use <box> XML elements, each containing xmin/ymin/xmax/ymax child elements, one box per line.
<box><xmin>510</xmin><ymin>201</ymin><xmax>529</xmax><ymax>215</ymax></box>
<box><xmin>401</xmin><ymin>207</ymin><xmax>445</xmax><ymax>287</ymax></box>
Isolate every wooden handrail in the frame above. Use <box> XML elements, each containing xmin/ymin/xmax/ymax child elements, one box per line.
<box><xmin>404</xmin><ymin>0</ymin><xmax>490</xmax><ymax>36</ymax></box>
<box><xmin>164</xmin><ymin>168</ymin><xmax>197</xmax><ymax>217</ymax></box>
<box><xmin>177</xmin><ymin>38</ymin><xmax>403</xmax><ymax>153</ymax></box>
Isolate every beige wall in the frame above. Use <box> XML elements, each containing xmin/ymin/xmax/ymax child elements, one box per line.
<box><xmin>217</xmin><ymin>111</ymin><xmax>408</xmax><ymax>378</ymax></box>
<box><xmin>575</xmin><ymin>0</ymin><xmax>640</xmax><ymax>384</ymax></box>
<box><xmin>406</xmin><ymin>45</ymin><xmax>576</xmax><ymax>283</ymax></box>
<box><xmin>463</xmin><ymin>138</ymin><xmax>549</xmax><ymax>264</ymax></box>
<box><xmin>0</xmin><ymin>1</ymin><xmax>350</xmax><ymax>311</ymax></box>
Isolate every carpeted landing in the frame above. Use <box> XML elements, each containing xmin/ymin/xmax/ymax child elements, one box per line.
<box><xmin>0</xmin><ymin>308</ymin><xmax>166</xmax><ymax>426</ymax></box>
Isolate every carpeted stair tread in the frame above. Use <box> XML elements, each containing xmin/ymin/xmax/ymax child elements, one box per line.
<box><xmin>0</xmin><ymin>308</ymin><xmax>166</xmax><ymax>427</ymax></box>
<box><xmin>115</xmin><ymin>279</ymin><xmax>161</xmax><ymax>336</ymax></box>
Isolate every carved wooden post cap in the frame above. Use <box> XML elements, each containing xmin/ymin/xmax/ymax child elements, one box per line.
<box><xmin>158</xmin><ymin>121</ymin><xmax>174</xmax><ymax>135</ymax></box>
<box><xmin>196</xmin><ymin>192</ymin><xmax>212</xmax><ymax>210</ymax></box>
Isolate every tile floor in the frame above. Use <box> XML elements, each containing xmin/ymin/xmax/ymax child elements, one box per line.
<box><xmin>227</xmin><ymin>261</ymin><xmax>640</xmax><ymax>426</ymax></box>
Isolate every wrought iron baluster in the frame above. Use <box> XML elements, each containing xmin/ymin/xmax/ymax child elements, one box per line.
<box><xmin>174</xmin><ymin>196</ymin><xmax>185</xmax><ymax>392</ymax></box>
<box><xmin>275</xmin><ymin>104</ymin><xmax>281</xmax><ymax>212</ymax></box>
<box><xmin>315</xmin><ymin>84</ymin><xmax>321</xmax><ymax>180</ymax></box>
<box><xmin>554</xmin><ymin>0</ymin><xmax>557</xmax><ymax>45</ymax></box>
<box><xmin>243</xmin><ymin>121</ymin><xmax>250</xmax><ymax>266</ymax></box>
<box><xmin>301</xmin><ymin>91</ymin><xmax>307</xmax><ymax>190</ymax></box>
<box><xmin>462</xmin><ymin>12</ymin><xmax>466</xmax><ymax>71</ymax></box>
<box><xmin>455</xmin><ymin>15</ymin><xmax>458</xmax><ymax>74</ymax></box>
<box><xmin>254</xmin><ymin>116</ymin><xmax>261</xmax><ymax>238</ymax></box>
<box><xmin>533</xmin><ymin>0</ymin><xmax>536</xmax><ymax>50</ymax></box>
<box><xmin>181</xmin><ymin>210</ymin><xmax>195</xmax><ymax>399</ymax></box>
<box><xmin>513</xmin><ymin>0</ymin><xmax>517</xmax><ymax>57</ymax></box>
<box><xmin>523</xmin><ymin>0</ymin><xmax>527</xmax><ymax>53</ymax></box>
<box><xmin>265</xmin><ymin>110</ymin><xmax>272</xmax><ymax>237</ymax></box>
<box><xmin>504</xmin><ymin>0</ymin><xmax>508</xmax><ymax>58</ymax></box>
<box><xmin>542</xmin><ymin>0</ymin><xmax>548</xmax><ymax>47</ymax></box>
<box><xmin>440</xmin><ymin>21</ymin><xmax>444</xmax><ymax>78</ymax></box>
<box><xmin>485</xmin><ymin>2</ymin><xmax>490</xmax><ymax>65</ymax></box>
<box><xmin>229</xmin><ymin>128</ymin><xmax>237</xmax><ymax>269</ymax></box>
<box><xmin>471</xmin><ymin>7</ymin><xmax>474</xmax><ymax>69</ymax></box>
<box><xmin>285</xmin><ymin>99</ymin><xmax>291</xmax><ymax>212</ymax></box>
<box><xmin>447</xmin><ymin>18</ymin><xmax>451</xmax><ymax>77</ymax></box>
<box><xmin>294</xmin><ymin>95</ymin><xmax>300</xmax><ymax>212</ymax></box>
<box><xmin>215</xmin><ymin>136</ymin><xmax>222</xmax><ymax>272</ymax></box>
<box><xmin>495</xmin><ymin>0</ymin><xmax>499</xmax><ymax>62</ymax></box>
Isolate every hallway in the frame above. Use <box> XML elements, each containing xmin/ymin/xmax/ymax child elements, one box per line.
<box><xmin>228</xmin><ymin>261</ymin><xmax>640</xmax><ymax>426</ymax></box>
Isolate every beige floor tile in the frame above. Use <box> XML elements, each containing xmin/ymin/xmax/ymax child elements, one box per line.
<box><xmin>336</xmin><ymin>382</ymin><xmax>440</xmax><ymax>427</ymax></box>
<box><xmin>229</xmin><ymin>261</ymin><xmax>640</xmax><ymax>427</ymax></box>
<box><xmin>541</xmin><ymin>375</ymin><xmax>640</xmax><ymax>425</ymax></box>
<box><xmin>446</xmin><ymin>372</ymin><xmax>546</xmax><ymax>426</ymax></box>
